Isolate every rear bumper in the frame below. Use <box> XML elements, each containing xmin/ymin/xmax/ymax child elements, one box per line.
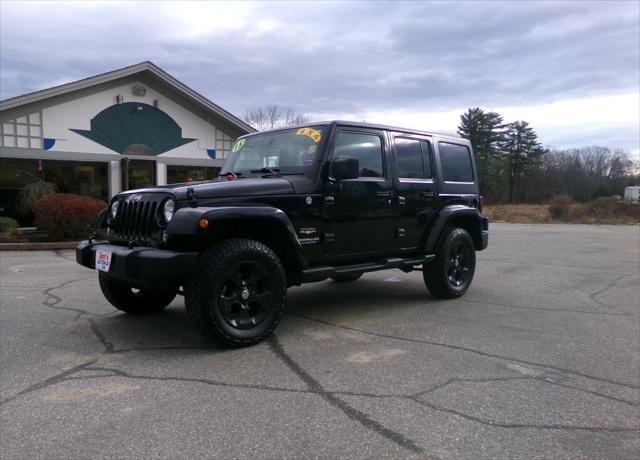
<box><xmin>480</xmin><ymin>217</ymin><xmax>489</xmax><ymax>250</ymax></box>
<box><xmin>75</xmin><ymin>240</ymin><xmax>198</xmax><ymax>283</ymax></box>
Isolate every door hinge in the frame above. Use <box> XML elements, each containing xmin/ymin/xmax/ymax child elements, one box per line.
<box><xmin>398</xmin><ymin>196</ymin><xmax>406</xmax><ymax>205</ymax></box>
<box><xmin>324</xmin><ymin>196</ymin><xmax>335</xmax><ymax>205</ymax></box>
<box><xmin>396</xmin><ymin>228</ymin><xmax>406</xmax><ymax>238</ymax></box>
<box><xmin>324</xmin><ymin>232</ymin><xmax>335</xmax><ymax>242</ymax></box>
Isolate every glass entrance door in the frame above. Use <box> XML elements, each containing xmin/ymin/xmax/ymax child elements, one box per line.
<box><xmin>122</xmin><ymin>159</ymin><xmax>156</xmax><ymax>190</ymax></box>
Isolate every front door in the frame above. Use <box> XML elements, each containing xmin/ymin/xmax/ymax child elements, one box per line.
<box><xmin>322</xmin><ymin>128</ymin><xmax>395</xmax><ymax>260</ymax></box>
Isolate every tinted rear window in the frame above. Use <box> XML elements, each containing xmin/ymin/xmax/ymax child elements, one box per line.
<box><xmin>439</xmin><ymin>142</ymin><xmax>473</xmax><ymax>182</ymax></box>
<box><xmin>395</xmin><ymin>138</ymin><xmax>424</xmax><ymax>178</ymax></box>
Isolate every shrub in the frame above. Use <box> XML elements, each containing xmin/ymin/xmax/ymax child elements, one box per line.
<box><xmin>0</xmin><ymin>216</ymin><xmax>19</xmax><ymax>233</ymax></box>
<box><xmin>570</xmin><ymin>196</ymin><xmax>640</xmax><ymax>223</ymax></box>
<box><xmin>35</xmin><ymin>194</ymin><xmax>107</xmax><ymax>240</ymax></box>
<box><xmin>16</xmin><ymin>181</ymin><xmax>57</xmax><ymax>216</ymax></box>
<box><xmin>548</xmin><ymin>195</ymin><xmax>572</xmax><ymax>220</ymax></box>
<box><xmin>8</xmin><ymin>228</ymin><xmax>23</xmax><ymax>238</ymax></box>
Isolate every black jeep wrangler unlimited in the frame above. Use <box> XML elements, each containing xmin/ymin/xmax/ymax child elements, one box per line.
<box><xmin>77</xmin><ymin>121</ymin><xmax>488</xmax><ymax>347</ymax></box>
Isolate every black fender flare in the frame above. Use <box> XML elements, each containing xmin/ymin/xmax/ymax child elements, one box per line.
<box><xmin>166</xmin><ymin>206</ymin><xmax>308</xmax><ymax>268</ymax></box>
<box><xmin>95</xmin><ymin>208</ymin><xmax>108</xmax><ymax>228</ymax></box>
<box><xmin>425</xmin><ymin>205</ymin><xmax>487</xmax><ymax>253</ymax></box>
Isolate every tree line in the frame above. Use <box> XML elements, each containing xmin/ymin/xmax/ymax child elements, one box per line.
<box><xmin>457</xmin><ymin>108</ymin><xmax>639</xmax><ymax>204</ymax></box>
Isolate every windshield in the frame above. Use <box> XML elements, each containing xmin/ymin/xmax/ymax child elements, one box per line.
<box><xmin>221</xmin><ymin>126</ymin><xmax>325</xmax><ymax>176</ymax></box>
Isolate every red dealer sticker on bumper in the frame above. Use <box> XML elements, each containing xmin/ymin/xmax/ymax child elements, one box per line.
<box><xmin>95</xmin><ymin>249</ymin><xmax>112</xmax><ymax>272</ymax></box>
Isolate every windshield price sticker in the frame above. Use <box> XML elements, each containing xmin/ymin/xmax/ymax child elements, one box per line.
<box><xmin>95</xmin><ymin>249</ymin><xmax>112</xmax><ymax>272</ymax></box>
<box><xmin>232</xmin><ymin>139</ymin><xmax>246</xmax><ymax>153</ymax></box>
<box><xmin>296</xmin><ymin>128</ymin><xmax>321</xmax><ymax>143</ymax></box>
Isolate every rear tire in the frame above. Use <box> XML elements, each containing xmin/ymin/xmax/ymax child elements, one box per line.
<box><xmin>98</xmin><ymin>272</ymin><xmax>176</xmax><ymax>314</ymax></box>
<box><xmin>423</xmin><ymin>227</ymin><xmax>476</xmax><ymax>299</ymax></box>
<box><xmin>185</xmin><ymin>238</ymin><xmax>287</xmax><ymax>348</ymax></box>
<box><xmin>330</xmin><ymin>273</ymin><xmax>363</xmax><ymax>283</ymax></box>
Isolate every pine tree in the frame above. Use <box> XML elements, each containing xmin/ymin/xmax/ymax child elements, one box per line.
<box><xmin>500</xmin><ymin>121</ymin><xmax>545</xmax><ymax>202</ymax></box>
<box><xmin>457</xmin><ymin>108</ymin><xmax>505</xmax><ymax>195</ymax></box>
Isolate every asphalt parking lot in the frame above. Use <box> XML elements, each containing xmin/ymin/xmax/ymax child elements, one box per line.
<box><xmin>1</xmin><ymin>223</ymin><xmax>638</xmax><ymax>459</ymax></box>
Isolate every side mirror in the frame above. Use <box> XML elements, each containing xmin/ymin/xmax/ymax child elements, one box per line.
<box><xmin>332</xmin><ymin>156</ymin><xmax>359</xmax><ymax>180</ymax></box>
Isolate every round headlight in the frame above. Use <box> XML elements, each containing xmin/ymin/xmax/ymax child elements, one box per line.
<box><xmin>163</xmin><ymin>199</ymin><xmax>175</xmax><ymax>223</ymax></box>
<box><xmin>110</xmin><ymin>200</ymin><xmax>119</xmax><ymax>219</ymax></box>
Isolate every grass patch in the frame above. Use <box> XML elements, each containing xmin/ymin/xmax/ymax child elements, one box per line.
<box><xmin>484</xmin><ymin>204</ymin><xmax>551</xmax><ymax>223</ymax></box>
<box><xmin>485</xmin><ymin>197</ymin><xmax>640</xmax><ymax>225</ymax></box>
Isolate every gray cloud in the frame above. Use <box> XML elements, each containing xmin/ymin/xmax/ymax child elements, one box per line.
<box><xmin>1</xmin><ymin>1</ymin><xmax>638</xmax><ymax>151</ymax></box>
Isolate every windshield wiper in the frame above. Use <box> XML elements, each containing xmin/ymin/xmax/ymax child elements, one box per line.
<box><xmin>221</xmin><ymin>171</ymin><xmax>243</xmax><ymax>178</ymax></box>
<box><xmin>250</xmin><ymin>167</ymin><xmax>280</xmax><ymax>176</ymax></box>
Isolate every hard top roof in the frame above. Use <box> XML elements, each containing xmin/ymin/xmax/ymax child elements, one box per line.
<box><xmin>242</xmin><ymin>120</ymin><xmax>463</xmax><ymax>142</ymax></box>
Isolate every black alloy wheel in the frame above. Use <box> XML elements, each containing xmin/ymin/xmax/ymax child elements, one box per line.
<box><xmin>423</xmin><ymin>227</ymin><xmax>476</xmax><ymax>299</ymax></box>
<box><xmin>445</xmin><ymin>239</ymin><xmax>473</xmax><ymax>288</ymax></box>
<box><xmin>185</xmin><ymin>238</ymin><xmax>287</xmax><ymax>347</ymax></box>
<box><xmin>219</xmin><ymin>261</ymin><xmax>274</xmax><ymax>329</ymax></box>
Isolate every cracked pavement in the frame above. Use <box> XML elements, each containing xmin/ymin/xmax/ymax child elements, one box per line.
<box><xmin>1</xmin><ymin>223</ymin><xmax>638</xmax><ymax>459</ymax></box>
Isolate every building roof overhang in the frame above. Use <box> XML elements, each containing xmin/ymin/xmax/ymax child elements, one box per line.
<box><xmin>0</xmin><ymin>61</ymin><xmax>255</xmax><ymax>134</ymax></box>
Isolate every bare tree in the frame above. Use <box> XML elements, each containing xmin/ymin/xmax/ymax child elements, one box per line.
<box><xmin>244</xmin><ymin>104</ymin><xmax>309</xmax><ymax>131</ymax></box>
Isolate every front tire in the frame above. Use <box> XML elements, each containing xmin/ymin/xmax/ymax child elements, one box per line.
<box><xmin>423</xmin><ymin>227</ymin><xmax>476</xmax><ymax>299</ymax></box>
<box><xmin>98</xmin><ymin>272</ymin><xmax>176</xmax><ymax>314</ymax></box>
<box><xmin>185</xmin><ymin>238</ymin><xmax>287</xmax><ymax>348</ymax></box>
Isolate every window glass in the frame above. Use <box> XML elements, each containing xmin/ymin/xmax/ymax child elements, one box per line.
<box><xmin>439</xmin><ymin>142</ymin><xmax>473</xmax><ymax>182</ymax></box>
<box><xmin>421</xmin><ymin>141</ymin><xmax>433</xmax><ymax>179</ymax></box>
<box><xmin>122</xmin><ymin>159</ymin><xmax>155</xmax><ymax>190</ymax></box>
<box><xmin>222</xmin><ymin>126</ymin><xmax>324</xmax><ymax>175</ymax></box>
<box><xmin>395</xmin><ymin>138</ymin><xmax>424</xmax><ymax>178</ymax></box>
<box><xmin>44</xmin><ymin>160</ymin><xmax>108</xmax><ymax>201</ymax></box>
<box><xmin>333</xmin><ymin>132</ymin><xmax>384</xmax><ymax>178</ymax></box>
<box><xmin>0</xmin><ymin>159</ymin><xmax>108</xmax><ymax>226</ymax></box>
<box><xmin>167</xmin><ymin>165</ymin><xmax>220</xmax><ymax>184</ymax></box>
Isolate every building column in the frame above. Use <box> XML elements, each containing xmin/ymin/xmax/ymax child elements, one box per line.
<box><xmin>109</xmin><ymin>160</ymin><xmax>121</xmax><ymax>198</ymax></box>
<box><xmin>156</xmin><ymin>162</ymin><xmax>167</xmax><ymax>186</ymax></box>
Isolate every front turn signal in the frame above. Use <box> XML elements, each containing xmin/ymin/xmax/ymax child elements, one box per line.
<box><xmin>198</xmin><ymin>218</ymin><xmax>209</xmax><ymax>229</ymax></box>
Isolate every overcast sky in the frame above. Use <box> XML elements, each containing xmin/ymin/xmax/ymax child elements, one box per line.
<box><xmin>1</xmin><ymin>1</ymin><xmax>638</xmax><ymax>155</ymax></box>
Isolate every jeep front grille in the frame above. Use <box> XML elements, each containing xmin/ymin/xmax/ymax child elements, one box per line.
<box><xmin>107</xmin><ymin>194</ymin><xmax>168</xmax><ymax>245</ymax></box>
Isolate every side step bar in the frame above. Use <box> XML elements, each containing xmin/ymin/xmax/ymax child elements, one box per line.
<box><xmin>302</xmin><ymin>254</ymin><xmax>435</xmax><ymax>283</ymax></box>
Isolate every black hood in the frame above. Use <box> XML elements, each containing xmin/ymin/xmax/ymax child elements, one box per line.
<box><xmin>118</xmin><ymin>176</ymin><xmax>294</xmax><ymax>201</ymax></box>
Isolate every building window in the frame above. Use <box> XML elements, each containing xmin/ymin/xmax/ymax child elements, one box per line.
<box><xmin>0</xmin><ymin>158</ymin><xmax>108</xmax><ymax>225</ymax></box>
<box><xmin>167</xmin><ymin>165</ymin><xmax>220</xmax><ymax>184</ymax></box>
<box><xmin>215</xmin><ymin>129</ymin><xmax>234</xmax><ymax>159</ymax></box>
<box><xmin>1</xmin><ymin>112</ymin><xmax>43</xmax><ymax>149</ymax></box>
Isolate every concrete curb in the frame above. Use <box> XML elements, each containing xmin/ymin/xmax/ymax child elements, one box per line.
<box><xmin>0</xmin><ymin>242</ymin><xmax>79</xmax><ymax>251</ymax></box>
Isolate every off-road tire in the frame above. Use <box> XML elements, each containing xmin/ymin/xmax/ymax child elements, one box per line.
<box><xmin>184</xmin><ymin>238</ymin><xmax>287</xmax><ymax>348</ymax></box>
<box><xmin>330</xmin><ymin>273</ymin><xmax>363</xmax><ymax>283</ymax></box>
<box><xmin>98</xmin><ymin>272</ymin><xmax>176</xmax><ymax>314</ymax></box>
<box><xmin>423</xmin><ymin>227</ymin><xmax>476</xmax><ymax>299</ymax></box>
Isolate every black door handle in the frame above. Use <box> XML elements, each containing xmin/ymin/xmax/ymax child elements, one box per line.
<box><xmin>421</xmin><ymin>191</ymin><xmax>436</xmax><ymax>198</ymax></box>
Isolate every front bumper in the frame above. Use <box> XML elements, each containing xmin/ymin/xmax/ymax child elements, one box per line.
<box><xmin>76</xmin><ymin>240</ymin><xmax>198</xmax><ymax>284</ymax></box>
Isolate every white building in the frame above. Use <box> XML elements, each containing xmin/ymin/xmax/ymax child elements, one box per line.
<box><xmin>0</xmin><ymin>61</ymin><xmax>254</xmax><ymax>223</ymax></box>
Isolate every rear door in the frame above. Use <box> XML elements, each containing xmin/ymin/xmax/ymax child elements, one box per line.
<box><xmin>321</xmin><ymin>127</ymin><xmax>395</xmax><ymax>260</ymax></box>
<box><xmin>391</xmin><ymin>134</ymin><xmax>440</xmax><ymax>252</ymax></box>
